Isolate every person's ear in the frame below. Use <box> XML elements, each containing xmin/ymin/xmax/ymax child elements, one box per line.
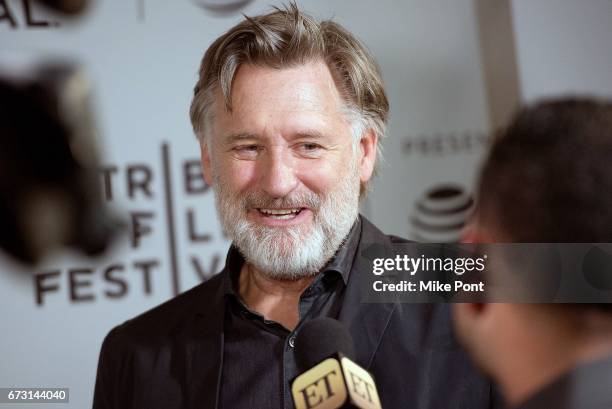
<box><xmin>358</xmin><ymin>129</ymin><xmax>377</xmax><ymax>184</ymax></box>
<box><xmin>454</xmin><ymin>303</ymin><xmax>487</xmax><ymax>319</ymax></box>
<box><xmin>452</xmin><ymin>303</ymin><xmax>501</xmax><ymax>379</ymax></box>
<box><xmin>200</xmin><ymin>140</ymin><xmax>213</xmax><ymax>186</ymax></box>
<box><xmin>461</xmin><ymin>223</ymin><xmax>480</xmax><ymax>243</ymax></box>
<box><xmin>461</xmin><ymin>214</ymin><xmax>493</xmax><ymax>243</ymax></box>
<box><xmin>452</xmin><ymin>303</ymin><xmax>488</xmax><ymax>343</ymax></box>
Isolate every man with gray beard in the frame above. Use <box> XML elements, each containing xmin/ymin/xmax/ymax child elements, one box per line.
<box><xmin>93</xmin><ymin>4</ymin><xmax>499</xmax><ymax>409</ymax></box>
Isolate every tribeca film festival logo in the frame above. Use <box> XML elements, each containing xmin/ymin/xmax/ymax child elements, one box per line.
<box><xmin>0</xmin><ymin>0</ymin><xmax>59</xmax><ymax>29</ymax></box>
<box><xmin>0</xmin><ymin>0</ymin><xmax>254</xmax><ymax>28</ymax></box>
<box><xmin>192</xmin><ymin>0</ymin><xmax>253</xmax><ymax>13</ymax></box>
<box><xmin>34</xmin><ymin>142</ymin><xmax>226</xmax><ymax>306</ymax></box>
<box><xmin>136</xmin><ymin>0</ymin><xmax>253</xmax><ymax>21</ymax></box>
<box><xmin>411</xmin><ymin>184</ymin><xmax>473</xmax><ymax>243</ymax></box>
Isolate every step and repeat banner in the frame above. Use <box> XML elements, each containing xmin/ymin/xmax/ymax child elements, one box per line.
<box><xmin>0</xmin><ymin>0</ymin><xmax>490</xmax><ymax>407</ymax></box>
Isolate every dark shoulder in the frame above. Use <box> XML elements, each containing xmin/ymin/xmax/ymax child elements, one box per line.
<box><xmin>388</xmin><ymin>234</ymin><xmax>411</xmax><ymax>244</ymax></box>
<box><xmin>360</xmin><ymin>215</ymin><xmax>413</xmax><ymax>246</ymax></box>
<box><xmin>104</xmin><ymin>272</ymin><xmax>225</xmax><ymax>344</ymax></box>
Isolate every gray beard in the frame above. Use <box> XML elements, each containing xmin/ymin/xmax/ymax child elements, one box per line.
<box><xmin>213</xmin><ymin>163</ymin><xmax>360</xmax><ymax>281</ymax></box>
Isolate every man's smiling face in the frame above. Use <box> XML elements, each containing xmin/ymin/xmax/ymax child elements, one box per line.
<box><xmin>200</xmin><ymin>60</ymin><xmax>376</xmax><ymax>279</ymax></box>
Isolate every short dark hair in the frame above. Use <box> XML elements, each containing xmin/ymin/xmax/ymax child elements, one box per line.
<box><xmin>477</xmin><ymin>97</ymin><xmax>612</xmax><ymax>242</ymax></box>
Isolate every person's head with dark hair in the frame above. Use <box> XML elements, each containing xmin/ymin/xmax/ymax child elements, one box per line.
<box><xmin>454</xmin><ymin>98</ymin><xmax>612</xmax><ymax>408</ymax></box>
<box><xmin>476</xmin><ymin>98</ymin><xmax>612</xmax><ymax>243</ymax></box>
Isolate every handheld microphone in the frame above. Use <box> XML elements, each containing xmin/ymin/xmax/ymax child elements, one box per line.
<box><xmin>292</xmin><ymin>318</ymin><xmax>382</xmax><ymax>409</ymax></box>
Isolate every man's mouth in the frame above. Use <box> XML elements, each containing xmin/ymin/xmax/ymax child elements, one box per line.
<box><xmin>257</xmin><ymin>208</ymin><xmax>304</xmax><ymax>220</ymax></box>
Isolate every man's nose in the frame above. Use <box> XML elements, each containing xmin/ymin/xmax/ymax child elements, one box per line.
<box><xmin>258</xmin><ymin>147</ymin><xmax>299</xmax><ymax>198</ymax></box>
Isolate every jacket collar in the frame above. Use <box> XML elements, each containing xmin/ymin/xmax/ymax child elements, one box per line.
<box><xmin>190</xmin><ymin>273</ymin><xmax>226</xmax><ymax>409</ymax></box>
<box><xmin>337</xmin><ymin>216</ymin><xmax>397</xmax><ymax>369</ymax></box>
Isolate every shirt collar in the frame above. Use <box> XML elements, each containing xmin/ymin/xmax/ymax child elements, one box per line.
<box><xmin>222</xmin><ymin>216</ymin><xmax>362</xmax><ymax>296</ymax></box>
<box><xmin>320</xmin><ymin>216</ymin><xmax>362</xmax><ymax>285</ymax></box>
<box><xmin>222</xmin><ymin>245</ymin><xmax>243</xmax><ymax>297</ymax></box>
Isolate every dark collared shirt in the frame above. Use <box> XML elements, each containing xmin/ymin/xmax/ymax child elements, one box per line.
<box><xmin>218</xmin><ymin>218</ymin><xmax>362</xmax><ymax>409</ymax></box>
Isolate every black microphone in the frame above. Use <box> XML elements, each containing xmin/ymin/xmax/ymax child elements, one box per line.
<box><xmin>292</xmin><ymin>318</ymin><xmax>382</xmax><ymax>409</ymax></box>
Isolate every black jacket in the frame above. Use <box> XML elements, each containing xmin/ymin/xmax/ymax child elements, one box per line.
<box><xmin>93</xmin><ymin>217</ymin><xmax>500</xmax><ymax>409</ymax></box>
<box><xmin>516</xmin><ymin>356</ymin><xmax>612</xmax><ymax>409</ymax></box>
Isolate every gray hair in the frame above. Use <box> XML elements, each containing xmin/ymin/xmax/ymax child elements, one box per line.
<box><xmin>189</xmin><ymin>3</ymin><xmax>389</xmax><ymax>193</ymax></box>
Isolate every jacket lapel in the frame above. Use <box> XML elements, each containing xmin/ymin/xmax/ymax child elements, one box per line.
<box><xmin>186</xmin><ymin>273</ymin><xmax>226</xmax><ymax>409</ymax></box>
<box><xmin>338</xmin><ymin>217</ymin><xmax>396</xmax><ymax>370</ymax></box>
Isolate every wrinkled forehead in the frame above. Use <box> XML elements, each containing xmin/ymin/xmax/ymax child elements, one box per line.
<box><xmin>209</xmin><ymin>61</ymin><xmax>351</xmax><ymax>140</ymax></box>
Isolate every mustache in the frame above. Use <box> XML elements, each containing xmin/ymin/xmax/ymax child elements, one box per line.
<box><xmin>241</xmin><ymin>191</ymin><xmax>322</xmax><ymax>209</ymax></box>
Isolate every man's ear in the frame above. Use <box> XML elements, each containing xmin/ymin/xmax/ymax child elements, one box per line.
<box><xmin>461</xmin><ymin>218</ymin><xmax>499</xmax><ymax>244</ymax></box>
<box><xmin>358</xmin><ymin>129</ymin><xmax>378</xmax><ymax>184</ymax></box>
<box><xmin>461</xmin><ymin>222</ymin><xmax>480</xmax><ymax>244</ymax></box>
<box><xmin>454</xmin><ymin>303</ymin><xmax>487</xmax><ymax>319</ymax></box>
<box><xmin>199</xmin><ymin>141</ymin><xmax>213</xmax><ymax>186</ymax></box>
<box><xmin>452</xmin><ymin>303</ymin><xmax>488</xmax><ymax>345</ymax></box>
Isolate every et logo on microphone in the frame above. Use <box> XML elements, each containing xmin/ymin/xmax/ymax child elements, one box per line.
<box><xmin>293</xmin><ymin>358</ymin><xmax>346</xmax><ymax>409</ymax></box>
<box><xmin>292</xmin><ymin>355</ymin><xmax>382</xmax><ymax>409</ymax></box>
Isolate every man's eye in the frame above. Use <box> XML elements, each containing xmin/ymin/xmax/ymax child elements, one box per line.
<box><xmin>299</xmin><ymin>143</ymin><xmax>323</xmax><ymax>153</ymax></box>
<box><xmin>237</xmin><ymin>145</ymin><xmax>259</xmax><ymax>152</ymax></box>
<box><xmin>232</xmin><ymin>145</ymin><xmax>261</xmax><ymax>158</ymax></box>
<box><xmin>233</xmin><ymin>145</ymin><xmax>261</xmax><ymax>155</ymax></box>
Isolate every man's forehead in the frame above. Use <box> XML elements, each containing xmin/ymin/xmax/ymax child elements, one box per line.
<box><xmin>219</xmin><ymin>62</ymin><xmax>343</xmax><ymax>112</ymax></box>
<box><xmin>211</xmin><ymin>61</ymin><xmax>350</xmax><ymax>137</ymax></box>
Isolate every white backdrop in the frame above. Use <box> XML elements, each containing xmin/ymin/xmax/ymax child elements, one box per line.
<box><xmin>511</xmin><ymin>0</ymin><xmax>612</xmax><ymax>102</ymax></box>
<box><xmin>4</xmin><ymin>0</ymin><xmax>590</xmax><ymax>407</ymax></box>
